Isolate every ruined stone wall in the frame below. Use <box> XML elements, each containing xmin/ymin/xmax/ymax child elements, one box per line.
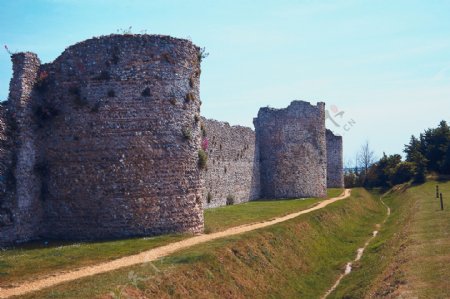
<box><xmin>254</xmin><ymin>101</ymin><xmax>327</xmax><ymax>198</ymax></box>
<box><xmin>202</xmin><ymin>118</ymin><xmax>260</xmax><ymax>208</ymax></box>
<box><xmin>1</xmin><ymin>35</ymin><xmax>205</xmax><ymax>245</ymax></box>
<box><xmin>0</xmin><ymin>53</ymin><xmax>43</xmax><ymax>246</ymax></box>
<box><xmin>0</xmin><ymin>103</ymin><xmax>17</xmax><ymax>246</ymax></box>
<box><xmin>35</xmin><ymin>35</ymin><xmax>204</xmax><ymax>240</ymax></box>
<box><xmin>326</xmin><ymin>129</ymin><xmax>344</xmax><ymax>188</ymax></box>
<box><xmin>0</xmin><ymin>34</ymin><xmax>344</xmax><ymax>246</ymax></box>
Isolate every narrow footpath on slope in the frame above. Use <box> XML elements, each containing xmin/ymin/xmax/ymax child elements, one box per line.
<box><xmin>0</xmin><ymin>189</ymin><xmax>351</xmax><ymax>299</ymax></box>
<box><xmin>322</xmin><ymin>194</ymin><xmax>391</xmax><ymax>298</ymax></box>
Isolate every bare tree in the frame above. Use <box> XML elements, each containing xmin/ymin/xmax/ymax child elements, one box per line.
<box><xmin>357</xmin><ymin>141</ymin><xmax>375</xmax><ymax>185</ymax></box>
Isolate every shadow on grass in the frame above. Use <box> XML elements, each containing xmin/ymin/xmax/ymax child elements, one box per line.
<box><xmin>1</xmin><ymin>234</ymin><xmax>186</xmax><ymax>252</ymax></box>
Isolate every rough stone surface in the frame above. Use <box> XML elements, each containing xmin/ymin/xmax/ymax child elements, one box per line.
<box><xmin>202</xmin><ymin>118</ymin><xmax>260</xmax><ymax>208</ymax></box>
<box><xmin>0</xmin><ymin>103</ymin><xmax>17</xmax><ymax>244</ymax></box>
<box><xmin>326</xmin><ymin>129</ymin><xmax>344</xmax><ymax>188</ymax></box>
<box><xmin>0</xmin><ymin>52</ymin><xmax>43</xmax><ymax>245</ymax></box>
<box><xmin>254</xmin><ymin>101</ymin><xmax>327</xmax><ymax>198</ymax></box>
<box><xmin>1</xmin><ymin>35</ymin><xmax>204</xmax><ymax>245</ymax></box>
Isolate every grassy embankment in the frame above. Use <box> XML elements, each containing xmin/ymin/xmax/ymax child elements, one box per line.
<box><xmin>0</xmin><ymin>188</ymin><xmax>342</xmax><ymax>287</ymax></box>
<box><xmin>204</xmin><ymin>188</ymin><xmax>343</xmax><ymax>233</ymax></box>
<box><xmin>17</xmin><ymin>188</ymin><xmax>384</xmax><ymax>298</ymax></box>
<box><xmin>330</xmin><ymin>180</ymin><xmax>450</xmax><ymax>298</ymax></box>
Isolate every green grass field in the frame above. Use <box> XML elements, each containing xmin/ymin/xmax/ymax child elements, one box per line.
<box><xmin>4</xmin><ymin>182</ymin><xmax>448</xmax><ymax>298</ymax></box>
<box><xmin>0</xmin><ymin>234</ymin><xmax>189</xmax><ymax>288</ymax></box>
<box><xmin>0</xmin><ymin>188</ymin><xmax>342</xmax><ymax>288</ymax></box>
<box><xmin>330</xmin><ymin>180</ymin><xmax>450</xmax><ymax>298</ymax></box>
<box><xmin>204</xmin><ymin>197</ymin><xmax>319</xmax><ymax>233</ymax></box>
<box><xmin>16</xmin><ymin>188</ymin><xmax>383</xmax><ymax>298</ymax></box>
<box><xmin>204</xmin><ymin>188</ymin><xmax>343</xmax><ymax>233</ymax></box>
<box><xmin>326</xmin><ymin>187</ymin><xmax>345</xmax><ymax>198</ymax></box>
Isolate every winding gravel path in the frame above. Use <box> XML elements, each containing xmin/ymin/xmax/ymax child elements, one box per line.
<box><xmin>0</xmin><ymin>189</ymin><xmax>351</xmax><ymax>298</ymax></box>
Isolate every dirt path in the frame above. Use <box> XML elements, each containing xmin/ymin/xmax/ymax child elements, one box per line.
<box><xmin>0</xmin><ymin>189</ymin><xmax>351</xmax><ymax>298</ymax></box>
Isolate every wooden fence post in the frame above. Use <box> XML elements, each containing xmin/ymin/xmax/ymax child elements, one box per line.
<box><xmin>440</xmin><ymin>193</ymin><xmax>444</xmax><ymax>211</ymax></box>
<box><xmin>436</xmin><ymin>185</ymin><xmax>439</xmax><ymax>198</ymax></box>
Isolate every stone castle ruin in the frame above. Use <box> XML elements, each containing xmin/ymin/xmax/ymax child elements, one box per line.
<box><xmin>254</xmin><ymin>102</ymin><xmax>327</xmax><ymax>199</ymax></box>
<box><xmin>0</xmin><ymin>34</ymin><xmax>343</xmax><ymax>246</ymax></box>
<box><xmin>326</xmin><ymin>129</ymin><xmax>344</xmax><ymax>188</ymax></box>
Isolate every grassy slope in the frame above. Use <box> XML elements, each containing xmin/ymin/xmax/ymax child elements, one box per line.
<box><xmin>20</xmin><ymin>188</ymin><xmax>384</xmax><ymax>298</ymax></box>
<box><xmin>327</xmin><ymin>188</ymin><xmax>345</xmax><ymax>199</ymax></box>
<box><xmin>0</xmin><ymin>235</ymin><xmax>189</xmax><ymax>288</ymax></box>
<box><xmin>204</xmin><ymin>198</ymin><xmax>319</xmax><ymax>233</ymax></box>
<box><xmin>204</xmin><ymin>188</ymin><xmax>343</xmax><ymax>233</ymax></box>
<box><xmin>0</xmin><ymin>189</ymin><xmax>342</xmax><ymax>286</ymax></box>
<box><xmin>330</xmin><ymin>180</ymin><xmax>450</xmax><ymax>298</ymax></box>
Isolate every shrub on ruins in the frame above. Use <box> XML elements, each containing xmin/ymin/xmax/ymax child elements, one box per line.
<box><xmin>116</xmin><ymin>26</ymin><xmax>133</xmax><ymax>34</ymax></box>
<box><xmin>4</xmin><ymin>45</ymin><xmax>13</xmax><ymax>56</ymax></box>
<box><xmin>198</xmin><ymin>149</ymin><xmax>208</xmax><ymax>169</ymax></box>
<box><xmin>198</xmin><ymin>47</ymin><xmax>209</xmax><ymax>62</ymax></box>
<box><xmin>182</xmin><ymin>127</ymin><xmax>192</xmax><ymax>140</ymax></box>
<box><xmin>200</xmin><ymin>123</ymin><xmax>207</xmax><ymax>137</ymax></box>
<box><xmin>185</xmin><ymin>92</ymin><xmax>195</xmax><ymax>102</ymax></box>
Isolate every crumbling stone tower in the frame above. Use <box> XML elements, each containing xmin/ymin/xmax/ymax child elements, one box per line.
<box><xmin>254</xmin><ymin>101</ymin><xmax>327</xmax><ymax>198</ymax></box>
<box><xmin>0</xmin><ymin>35</ymin><xmax>204</xmax><ymax>245</ymax></box>
<box><xmin>326</xmin><ymin>129</ymin><xmax>344</xmax><ymax>188</ymax></box>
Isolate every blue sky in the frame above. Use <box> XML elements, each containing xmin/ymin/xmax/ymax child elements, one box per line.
<box><xmin>1</xmin><ymin>0</ymin><xmax>449</xmax><ymax>164</ymax></box>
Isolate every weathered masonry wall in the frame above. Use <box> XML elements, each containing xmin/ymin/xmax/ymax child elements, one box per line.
<box><xmin>0</xmin><ymin>103</ymin><xmax>18</xmax><ymax>245</ymax></box>
<box><xmin>326</xmin><ymin>129</ymin><xmax>344</xmax><ymax>188</ymax></box>
<box><xmin>0</xmin><ymin>53</ymin><xmax>43</xmax><ymax>245</ymax></box>
<box><xmin>254</xmin><ymin>101</ymin><xmax>327</xmax><ymax>198</ymax></box>
<box><xmin>0</xmin><ymin>35</ymin><xmax>205</xmax><ymax>246</ymax></box>
<box><xmin>38</xmin><ymin>35</ymin><xmax>204</xmax><ymax>240</ymax></box>
<box><xmin>202</xmin><ymin>118</ymin><xmax>260</xmax><ymax>208</ymax></box>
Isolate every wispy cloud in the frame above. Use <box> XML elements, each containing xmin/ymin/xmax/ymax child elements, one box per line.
<box><xmin>432</xmin><ymin>64</ymin><xmax>450</xmax><ymax>81</ymax></box>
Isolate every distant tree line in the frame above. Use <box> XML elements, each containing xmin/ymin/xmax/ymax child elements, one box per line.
<box><xmin>345</xmin><ymin>120</ymin><xmax>450</xmax><ymax>188</ymax></box>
